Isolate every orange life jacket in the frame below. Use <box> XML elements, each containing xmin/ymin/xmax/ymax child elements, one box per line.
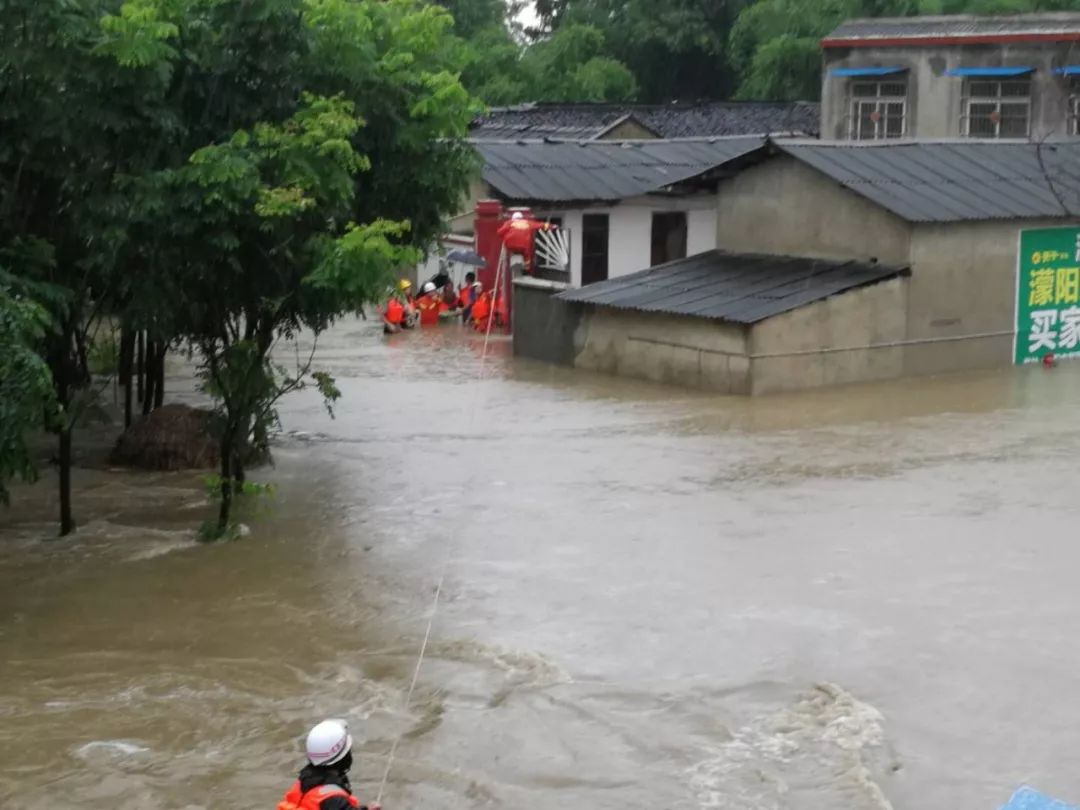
<box><xmin>278</xmin><ymin>781</ymin><xmax>360</xmax><ymax>810</ymax></box>
<box><xmin>384</xmin><ymin>298</ymin><xmax>405</xmax><ymax>325</ymax></box>
<box><xmin>416</xmin><ymin>293</ymin><xmax>441</xmax><ymax>326</ymax></box>
<box><xmin>470</xmin><ymin>290</ymin><xmax>491</xmax><ymax>326</ymax></box>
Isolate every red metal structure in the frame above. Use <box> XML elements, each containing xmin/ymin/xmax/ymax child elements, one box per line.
<box><xmin>473</xmin><ymin>200</ymin><xmax>538</xmax><ymax>332</ymax></box>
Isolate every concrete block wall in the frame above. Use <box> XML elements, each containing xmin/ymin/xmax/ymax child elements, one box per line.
<box><xmin>573</xmin><ymin>309</ymin><xmax>751</xmax><ymax>393</ymax></box>
<box><xmin>512</xmin><ymin>278</ymin><xmax>580</xmax><ymax>367</ymax></box>
<box><xmin>749</xmin><ymin>276</ymin><xmax>909</xmax><ymax>394</ymax></box>
<box><xmin>715</xmin><ymin>155</ymin><xmax>912</xmax><ymax>266</ymax></box>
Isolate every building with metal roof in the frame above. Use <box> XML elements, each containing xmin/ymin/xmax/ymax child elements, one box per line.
<box><xmin>474</xmin><ymin>137</ymin><xmax>766</xmax><ymax>203</ymax></box>
<box><xmin>823</xmin><ymin>13</ymin><xmax>1080</xmax><ymax>46</ymax></box>
<box><xmin>819</xmin><ymin>13</ymin><xmax>1080</xmax><ymax>142</ymax></box>
<box><xmin>556</xmin><ymin>250</ymin><xmax>906</xmax><ymax>324</ymax></box>
<box><xmin>468</xmin><ymin>137</ymin><xmax>768</xmax><ymax>291</ymax></box>
<box><xmin>470</xmin><ymin>101</ymin><xmax>820</xmax><ymax>141</ymax></box>
<box><xmin>512</xmin><ymin>136</ymin><xmax>1080</xmax><ymax>394</ymax></box>
<box><xmin>773</xmin><ymin>139</ymin><xmax>1080</xmax><ymax>223</ymax></box>
<box><xmin>513</xmin><ymin>248</ymin><xmax>912</xmax><ymax>395</ymax></box>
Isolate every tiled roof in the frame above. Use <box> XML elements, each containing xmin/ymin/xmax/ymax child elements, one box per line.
<box><xmin>774</xmin><ymin>139</ymin><xmax>1080</xmax><ymax>223</ymax></box>
<box><xmin>557</xmin><ymin>250</ymin><xmax>906</xmax><ymax>323</ymax></box>
<box><xmin>824</xmin><ymin>13</ymin><xmax>1080</xmax><ymax>44</ymax></box>
<box><xmin>470</xmin><ymin>101</ymin><xmax>820</xmax><ymax>140</ymax></box>
<box><xmin>474</xmin><ymin>137</ymin><xmax>767</xmax><ymax>202</ymax></box>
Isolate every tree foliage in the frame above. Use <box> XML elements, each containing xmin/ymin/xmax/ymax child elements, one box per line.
<box><xmin>498</xmin><ymin>0</ymin><xmax>1080</xmax><ymax>104</ymax></box>
<box><xmin>0</xmin><ymin>276</ymin><xmax>56</xmax><ymax>504</ymax></box>
<box><xmin>1</xmin><ymin>0</ymin><xmax>477</xmax><ymax>536</ymax></box>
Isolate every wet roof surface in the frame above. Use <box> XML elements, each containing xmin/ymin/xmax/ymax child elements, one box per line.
<box><xmin>474</xmin><ymin>137</ymin><xmax>766</xmax><ymax>202</ymax></box>
<box><xmin>556</xmin><ymin>250</ymin><xmax>907</xmax><ymax>324</ymax></box>
<box><xmin>471</xmin><ymin>102</ymin><xmax>820</xmax><ymax>140</ymax></box>
<box><xmin>775</xmin><ymin>140</ymin><xmax>1080</xmax><ymax>223</ymax></box>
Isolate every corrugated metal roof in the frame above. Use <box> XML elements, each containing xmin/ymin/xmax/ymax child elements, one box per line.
<box><xmin>474</xmin><ymin>137</ymin><xmax>766</xmax><ymax>202</ymax></box>
<box><xmin>825</xmin><ymin>13</ymin><xmax>1080</xmax><ymax>42</ymax></box>
<box><xmin>470</xmin><ymin>102</ymin><xmax>820</xmax><ymax>140</ymax></box>
<box><xmin>774</xmin><ymin>140</ymin><xmax>1080</xmax><ymax>223</ymax></box>
<box><xmin>556</xmin><ymin>250</ymin><xmax>906</xmax><ymax>324</ymax></box>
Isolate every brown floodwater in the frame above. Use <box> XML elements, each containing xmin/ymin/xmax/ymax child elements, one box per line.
<box><xmin>3</xmin><ymin>316</ymin><xmax>1080</xmax><ymax>810</ymax></box>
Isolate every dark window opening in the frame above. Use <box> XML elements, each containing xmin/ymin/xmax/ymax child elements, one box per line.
<box><xmin>581</xmin><ymin>214</ymin><xmax>609</xmax><ymax>286</ymax></box>
<box><xmin>651</xmin><ymin>212</ymin><xmax>687</xmax><ymax>267</ymax></box>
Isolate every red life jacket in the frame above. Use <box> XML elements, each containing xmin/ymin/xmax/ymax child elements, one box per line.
<box><xmin>278</xmin><ymin>781</ymin><xmax>360</xmax><ymax>810</ymax></box>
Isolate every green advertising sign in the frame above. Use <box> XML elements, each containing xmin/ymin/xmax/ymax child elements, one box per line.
<box><xmin>1015</xmin><ymin>227</ymin><xmax>1080</xmax><ymax>365</ymax></box>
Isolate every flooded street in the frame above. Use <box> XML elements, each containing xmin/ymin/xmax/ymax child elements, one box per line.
<box><xmin>4</xmin><ymin>315</ymin><xmax>1080</xmax><ymax>810</ymax></box>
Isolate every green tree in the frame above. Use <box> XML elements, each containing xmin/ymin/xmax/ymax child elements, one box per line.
<box><xmin>0</xmin><ymin>277</ymin><xmax>56</xmax><ymax>504</ymax></box>
<box><xmin>435</xmin><ymin>0</ymin><xmax>518</xmax><ymax>38</ymax></box>
<box><xmin>460</xmin><ymin>25</ymin><xmax>531</xmax><ymax>105</ymax></box>
<box><xmin>522</xmin><ymin>23</ymin><xmax>638</xmax><ymax>102</ymax></box>
<box><xmin>0</xmin><ymin>0</ymin><xmax>155</xmax><ymax>534</ymax></box>
<box><xmin>533</xmin><ymin>0</ymin><xmax>743</xmax><ymax>102</ymax></box>
<box><xmin>102</xmin><ymin>0</ymin><xmax>477</xmax><ymax>536</ymax></box>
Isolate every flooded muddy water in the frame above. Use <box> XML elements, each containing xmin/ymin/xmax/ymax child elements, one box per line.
<box><xmin>3</xmin><ymin>316</ymin><xmax>1080</xmax><ymax>810</ymax></box>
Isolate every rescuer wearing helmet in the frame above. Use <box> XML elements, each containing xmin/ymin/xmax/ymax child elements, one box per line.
<box><xmin>497</xmin><ymin>211</ymin><xmax>550</xmax><ymax>275</ymax></box>
<box><xmin>278</xmin><ymin>719</ymin><xmax>377</xmax><ymax>810</ymax></box>
<box><xmin>415</xmin><ymin>280</ymin><xmax>442</xmax><ymax>326</ymax></box>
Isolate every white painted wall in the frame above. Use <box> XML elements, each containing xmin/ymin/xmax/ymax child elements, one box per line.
<box><xmin>536</xmin><ymin>193</ymin><xmax>717</xmax><ymax>288</ymax></box>
<box><xmin>687</xmin><ymin>208</ymin><xmax>719</xmax><ymax>256</ymax></box>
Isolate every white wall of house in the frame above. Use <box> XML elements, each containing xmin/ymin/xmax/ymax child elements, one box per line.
<box><xmin>536</xmin><ymin>194</ymin><xmax>717</xmax><ymax>288</ymax></box>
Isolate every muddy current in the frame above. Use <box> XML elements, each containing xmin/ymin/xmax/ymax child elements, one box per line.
<box><xmin>3</xmin><ymin>316</ymin><xmax>1080</xmax><ymax>810</ymax></box>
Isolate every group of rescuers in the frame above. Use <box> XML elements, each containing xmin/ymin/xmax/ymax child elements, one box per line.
<box><xmin>381</xmin><ymin>211</ymin><xmax>552</xmax><ymax>334</ymax></box>
<box><xmin>381</xmin><ymin>268</ymin><xmax>496</xmax><ymax>334</ymax></box>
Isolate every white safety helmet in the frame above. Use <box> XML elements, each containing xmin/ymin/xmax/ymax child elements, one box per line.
<box><xmin>511</xmin><ymin>211</ymin><xmax>524</xmax><ymax>220</ymax></box>
<box><xmin>422</xmin><ymin>281</ymin><xmax>436</xmax><ymax>294</ymax></box>
<box><xmin>306</xmin><ymin>719</ymin><xmax>352</xmax><ymax>766</ymax></box>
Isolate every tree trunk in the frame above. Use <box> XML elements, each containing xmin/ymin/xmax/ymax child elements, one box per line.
<box><xmin>55</xmin><ymin>339</ymin><xmax>75</xmax><ymax>537</ymax></box>
<box><xmin>74</xmin><ymin>328</ymin><xmax>90</xmax><ymax>386</ymax></box>
<box><xmin>119</xmin><ymin>328</ymin><xmax>135</xmax><ymax>428</ymax></box>
<box><xmin>153</xmin><ymin>342</ymin><xmax>166</xmax><ymax>410</ymax></box>
<box><xmin>58</xmin><ymin>426</ymin><xmax>74</xmax><ymax>537</ymax></box>
<box><xmin>217</xmin><ymin>429</ymin><xmax>234</xmax><ymax>535</ymax></box>
<box><xmin>142</xmin><ymin>340</ymin><xmax>156</xmax><ymax>417</ymax></box>
<box><xmin>136</xmin><ymin>330</ymin><xmax>145</xmax><ymax>404</ymax></box>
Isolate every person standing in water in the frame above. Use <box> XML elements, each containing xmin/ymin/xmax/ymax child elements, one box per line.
<box><xmin>278</xmin><ymin>719</ymin><xmax>379</xmax><ymax>810</ymax></box>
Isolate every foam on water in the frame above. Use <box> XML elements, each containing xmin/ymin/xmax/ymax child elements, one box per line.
<box><xmin>75</xmin><ymin>740</ymin><xmax>150</xmax><ymax>758</ymax></box>
<box><xmin>688</xmin><ymin>683</ymin><xmax>897</xmax><ymax>810</ymax></box>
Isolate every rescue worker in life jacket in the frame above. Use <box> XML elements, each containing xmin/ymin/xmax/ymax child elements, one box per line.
<box><xmin>382</xmin><ymin>279</ymin><xmax>417</xmax><ymax>334</ymax></box>
<box><xmin>415</xmin><ymin>280</ymin><xmax>442</xmax><ymax>326</ymax></box>
<box><xmin>457</xmin><ymin>271</ymin><xmax>481</xmax><ymax>323</ymax></box>
<box><xmin>278</xmin><ymin>719</ymin><xmax>378</xmax><ymax>810</ymax></box>
<box><xmin>497</xmin><ymin>212</ymin><xmax>550</xmax><ymax>275</ymax></box>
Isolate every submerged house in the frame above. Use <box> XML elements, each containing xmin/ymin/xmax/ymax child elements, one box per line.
<box><xmin>472</xmin><ymin>137</ymin><xmax>765</xmax><ymax>287</ymax></box>
<box><xmin>510</xmin><ymin>12</ymin><xmax>1080</xmax><ymax>394</ymax></box>
<box><xmin>515</xmin><ymin>138</ymin><xmax>1080</xmax><ymax>394</ymax></box>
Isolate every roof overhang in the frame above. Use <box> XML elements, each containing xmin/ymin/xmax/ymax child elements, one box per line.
<box><xmin>829</xmin><ymin>66</ymin><xmax>908</xmax><ymax>77</ymax></box>
<box><xmin>1054</xmin><ymin>65</ymin><xmax>1080</xmax><ymax>75</ymax></box>
<box><xmin>945</xmin><ymin>66</ymin><xmax>1035</xmax><ymax>77</ymax></box>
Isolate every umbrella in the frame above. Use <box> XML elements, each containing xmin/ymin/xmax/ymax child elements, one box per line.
<box><xmin>446</xmin><ymin>249</ymin><xmax>486</xmax><ymax>268</ymax></box>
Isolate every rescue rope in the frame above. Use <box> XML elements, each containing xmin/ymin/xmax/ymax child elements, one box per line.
<box><xmin>374</xmin><ymin>244</ymin><xmax>510</xmax><ymax>805</ymax></box>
